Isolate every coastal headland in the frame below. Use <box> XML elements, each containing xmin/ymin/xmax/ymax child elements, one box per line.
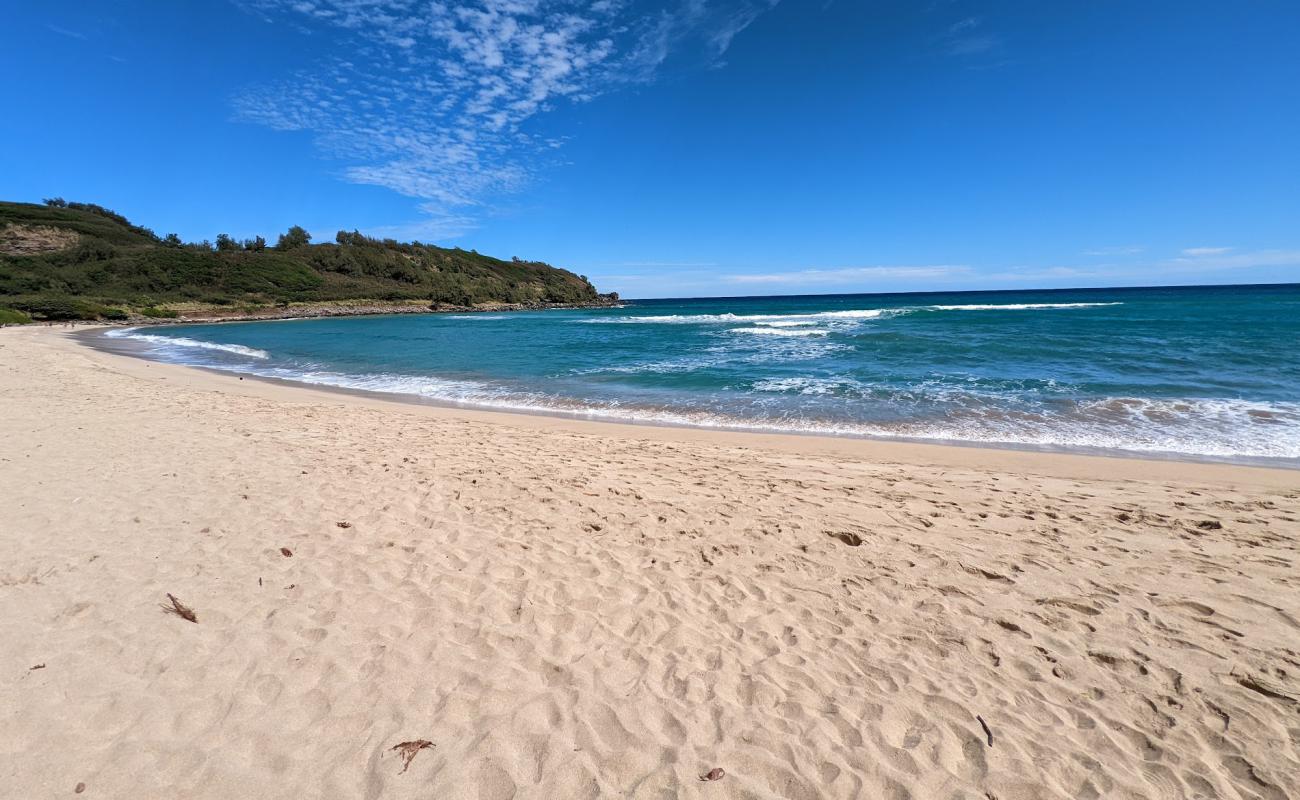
<box><xmin>0</xmin><ymin>199</ymin><xmax>618</xmax><ymax>325</ymax></box>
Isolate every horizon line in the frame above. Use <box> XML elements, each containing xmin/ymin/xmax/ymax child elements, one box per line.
<box><xmin>617</xmin><ymin>280</ymin><xmax>1300</xmax><ymax>302</ymax></box>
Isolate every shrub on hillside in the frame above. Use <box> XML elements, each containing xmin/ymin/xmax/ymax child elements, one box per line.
<box><xmin>9</xmin><ymin>297</ymin><xmax>104</xmax><ymax>320</ymax></box>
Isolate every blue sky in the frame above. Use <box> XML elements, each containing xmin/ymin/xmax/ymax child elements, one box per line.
<box><xmin>3</xmin><ymin>1</ymin><xmax>1299</xmax><ymax>298</ymax></box>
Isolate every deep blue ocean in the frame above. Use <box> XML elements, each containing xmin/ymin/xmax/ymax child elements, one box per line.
<box><xmin>103</xmin><ymin>284</ymin><xmax>1300</xmax><ymax>464</ymax></box>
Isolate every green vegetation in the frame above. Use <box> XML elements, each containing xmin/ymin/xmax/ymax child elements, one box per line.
<box><xmin>0</xmin><ymin>200</ymin><xmax>614</xmax><ymax>321</ymax></box>
<box><xmin>3</xmin><ymin>297</ymin><xmax>107</xmax><ymax>320</ymax></box>
<box><xmin>0</xmin><ymin>307</ymin><xmax>31</xmax><ymax>324</ymax></box>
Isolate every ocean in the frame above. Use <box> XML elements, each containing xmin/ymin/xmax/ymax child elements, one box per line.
<box><xmin>100</xmin><ymin>284</ymin><xmax>1300</xmax><ymax>465</ymax></box>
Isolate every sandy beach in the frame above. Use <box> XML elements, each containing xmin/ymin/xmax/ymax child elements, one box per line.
<box><xmin>2</xmin><ymin>325</ymin><xmax>1298</xmax><ymax>799</ymax></box>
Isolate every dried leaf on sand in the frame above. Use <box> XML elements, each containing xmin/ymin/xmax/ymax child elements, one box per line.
<box><xmin>391</xmin><ymin>740</ymin><xmax>434</xmax><ymax>773</ymax></box>
<box><xmin>162</xmin><ymin>593</ymin><xmax>197</xmax><ymax>623</ymax></box>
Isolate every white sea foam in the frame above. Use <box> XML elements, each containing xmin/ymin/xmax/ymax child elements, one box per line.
<box><xmin>102</xmin><ymin>302</ymin><xmax>1297</xmax><ymax>463</ymax></box>
<box><xmin>753</xmin><ymin>377</ymin><xmax>851</xmax><ymax>395</ymax></box>
<box><xmin>105</xmin><ymin>329</ymin><xmax>270</xmax><ymax>359</ymax></box>
<box><xmin>813</xmin><ymin>309</ymin><xmax>899</xmax><ymax>318</ymax></box>
<box><xmin>570</xmin><ymin>354</ymin><xmax>727</xmax><ymax>375</ymax></box>
<box><xmin>583</xmin><ymin>303</ymin><xmax>1117</xmax><ymax>326</ymax></box>
<box><xmin>155</xmin><ymin>345</ymin><xmax>1300</xmax><ymax>461</ymax></box>
<box><xmin>263</xmin><ymin>368</ymin><xmax>497</xmax><ymax>401</ymax></box>
<box><xmin>925</xmin><ymin>302</ymin><xmax>1122</xmax><ymax>311</ymax></box>
<box><xmin>572</xmin><ymin>336</ymin><xmax>848</xmax><ymax>375</ymax></box>
<box><xmin>729</xmin><ymin>327</ymin><xmax>829</xmax><ymax>337</ymax></box>
<box><xmin>586</xmin><ymin>308</ymin><xmax>899</xmax><ymax>324</ymax></box>
<box><xmin>1074</xmin><ymin>396</ymin><xmax>1300</xmax><ymax>426</ymax></box>
<box><xmin>280</xmin><ymin>375</ymin><xmax>1300</xmax><ymax>459</ymax></box>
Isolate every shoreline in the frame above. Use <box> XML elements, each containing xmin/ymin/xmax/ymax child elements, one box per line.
<box><xmin>75</xmin><ymin>296</ymin><xmax>623</xmax><ymax>326</ymax></box>
<box><xmin>4</xmin><ymin>323</ymin><xmax>1298</xmax><ymax>798</ymax></box>
<box><xmin>69</xmin><ymin>324</ymin><xmax>1299</xmax><ymax>487</ymax></box>
<box><xmin>79</xmin><ymin>324</ymin><xmax>1300</xmax><ymax>480</ymax></box>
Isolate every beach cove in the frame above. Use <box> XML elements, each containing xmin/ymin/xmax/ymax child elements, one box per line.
<box><xmin>92</xmin><ymin>285</ymin><xmax>1300</xmax><ymax>467</ymax></box>
<box><xmin>2</xmin><ymin>325</ymin><xmax>1298</xmax><ymax>798</ymax></box>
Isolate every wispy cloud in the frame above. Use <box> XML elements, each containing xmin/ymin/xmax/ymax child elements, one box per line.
<box><xmin>591</xmin><ymin>247</ymin><xmax>1300</xmax><ymax>297</ymax></box>
<box><xmin>724</xmin><ymin>265</ymin><xmax>971</xmax><ymax>285</ymax></box>
<box><xmin>615</xmin><ymin>261</ymin><xmax>720</xmax><ymax>268</ymax></box>
<box><xmin>364</xmin><ymin>205</ymin><xmax>482</xmax><ymax>242</ymax></box>
<box><xmin>46</xmin><ymin>24</ymin><xmax>87</xmax><ymax>40</ymax></box>
<box><xmin>709</xmin><ymin>0</ymin><xmax>780</xmax><ymax>59</ymax></box>
<box><xmin>986</xmin><ymin>249</ymin><xmax>1300</xmax><ymax>283</ymax></box>
<box><xmin>1084</xmin><ymin>245</ymin><xmax>1145</xmax><ymax>257</ymax></box>
<box><xmin>940</xmin><ymin>16</ymin><xmax>999</xmax><ymax>58</ymax></box>
<box><xmin>1171</xmin><ymin>248</ymin><xmax>1299</xmax><ymax>270</ymax></box>
<box><xmin>234</xmin><ymin>0</ymin><xmax>781</xmax><ymax>238</ymax></box>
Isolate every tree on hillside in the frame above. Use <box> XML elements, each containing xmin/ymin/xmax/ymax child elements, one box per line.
<box><xmin>276</xmin><ymin>225</ymin><xmax>311</xmax><ymax>250</ymax></box>
<box><xmin>245</xmin><ymin>235</ymin><xmax>267</xmax><ymax>252</ymax></box>
<box><xmin>215</xmin><ymin>233</ymin><xmax>240</xmax><ymax>252</ymax></box>
<box><xmin>163</xmin><ymin>233</ymin><xmax>183</xmax><ymax>247</ymax></box>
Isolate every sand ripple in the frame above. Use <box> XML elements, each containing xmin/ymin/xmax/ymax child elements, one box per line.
<box><xmin>2</xmin><ymin>328</ymin><xmax>1298</xmax><ymax>799</ymax></box>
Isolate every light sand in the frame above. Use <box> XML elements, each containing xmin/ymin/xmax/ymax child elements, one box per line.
<box><xmin>2</xmin><ymin>326</ymin><xmax>1298</xmax><ymax>799</ymax></box>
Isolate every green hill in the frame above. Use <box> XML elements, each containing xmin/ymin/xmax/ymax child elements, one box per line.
<box><xmin>0</xmin><ymin>200</ymin><xmax>615</xmax><ymax>321</ymax></box>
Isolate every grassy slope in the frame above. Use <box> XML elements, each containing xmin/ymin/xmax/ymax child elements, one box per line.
<box><xmin>0</xmin><ymin>201</ymin><xmax>609</xmax><ymax>319</ymax></box>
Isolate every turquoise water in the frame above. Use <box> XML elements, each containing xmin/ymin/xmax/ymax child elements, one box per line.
<box><xmin>103</xmin><ymin>284</ymin><xmax>1300</xmax><ymax>464</ymax></box>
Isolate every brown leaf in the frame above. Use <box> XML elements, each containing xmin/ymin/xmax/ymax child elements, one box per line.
<box><xmin>699</xmin><ymin>768</ymin><xmax>725</xmax><ymax>782</ymax></box>
<box><xmin>391</xmin><ymin>740</ymin><xmax>434</xmax><ymax>773</ymax></box>
<box><xmin>280</xmin><ymin>547</ymin><xmax>293</xmax><ymax>557</ymax></box>
<box><xmin>29</xmin><ymin>663</ymin><xmax>45</xmax><ymax>670</ymax></box>
<box><xmin>75</xmin><ymin>782</ymin><xmax>86</xmax><ymax>794</ymax></box>
<box><xmin>162</xmin><ymin>593</ymin><xmax>197</xmax><ymax>623</ymax></box>
<box><xmin>336</xmin><ymin>521</ymin><xmax>352</xmax><ymax>528</ymax></box>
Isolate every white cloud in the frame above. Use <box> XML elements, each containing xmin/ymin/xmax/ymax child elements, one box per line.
<box><xmin>1084</xmin><ymin>245</ymin><xmax>1144</xmax><ymax>256</ymax></box>
<box><xmin>615</xmin><ymin>261</ymin><xmax>720</xmax><ymax>268</ymax></box>
<box><xmin>234</xmin><ymin>0</ymin><xmax>781</xmax><ymax>238</ymax></box>
<box><xmin>939</xmin><ymin>16</ymin><xmax>1000</xmax><ymax>58</ymax></box>
<box><xmin>46</xmin><ymin>24</ymin><xmax>87</xmax><ymax>40</ymax></box>
<box><xmin>985</xmin><ymin>249</ymin><xmax>1300</xmax><ymax>283</ymax></box>
<box><xmin>948</xmin><ymin>17</ymin><xmax>980</xmax><ymax>34</ymax></box>
<box><xmin>724</xmin><ymin>265</ymin><xmax>971</xmax><ymax>284</ymax></box>
<box><xmin>1171</xmin><ymin>248</ymin><xmax>1299</xmax><ymax>270</ymax></box>
<box><xmin>947</xmin><ymin>35</ymin><xmax>998</xmax><ymax>57</ymax></box>
<box><xmin>709</xmin><ymin>0</ymin><xmax>780</xmax><ymax>57</ymax></box>
<box><xmin>589</xmin><ymin>249</ymin><xmax>1300</xmax><ymax>297</ymax></box>
<box><xmin>365</xmin><ymin>204</ymin><xmax>482</xmax><ymax>242</ymax></box>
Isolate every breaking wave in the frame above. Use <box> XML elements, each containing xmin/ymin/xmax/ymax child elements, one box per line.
<box><xmin>728</xmin><ymin>327</ymin><xmax>829</xmax><ymax>337</ymax></box>
<box><xmin>926</xmin><ymin>302</ymin><xmax>1123</xmax><ymax>311</ymax></box>
<box><xmin>104</xmin><ymin>329</ymin><xmax>270</xmax><ymax>359</ymax></box>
